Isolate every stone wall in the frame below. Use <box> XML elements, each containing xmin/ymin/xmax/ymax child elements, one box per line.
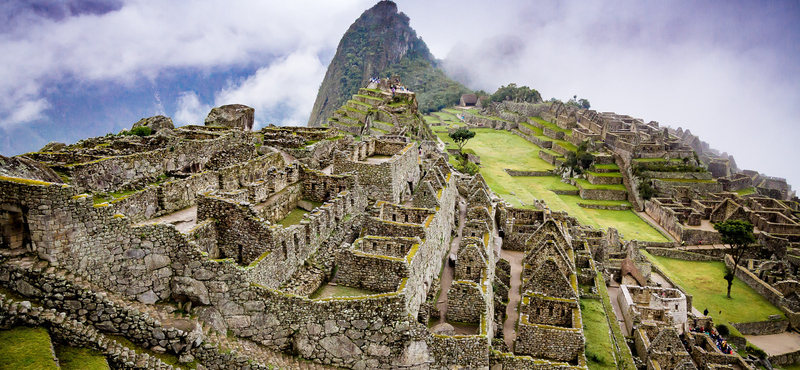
<box><xmin>336</xmin><ymin>243</ymin><xmax>409</xmax><ymax>293</ymax></box>
<box><xmin>446</xmin><ymin>281</ymin><xmax>486</xmax><ymax>323</ymax></box>
<box><xmin>653</xmin><ymin>179</ymin><xmax>723</xmax><ymax>195</ymax></box>
<box><xmin>505</xmin><ymin>169</ymin><xmax>554</xmax><ymax>177</ymax></box>
<box><xmin>730</xmin><ymin>319</ymin><xmax>788</xmax><ymax>335</ymax></box>
<box><xmin>515</xmin><ymin>314</ymin><xmax>584</xmax><ymax>362</ymax></box>
<box><xmin>645</xmin><ymin>248</ymin><xmax>721</xmax><ymax>261</ymax></box>
<box><xmin>333</xmin><ymin>141</ymin><xmax>418</xmax><ymax>203</ymax></box>
<box><xmin>62</xmin><ymin>130</ymin><xmax>255</xmax><ymax>192</ymax></box>
<box><xmin>578</xmin><ymin>187</ymin><xmax>628</xmax><ymax>201</ymax></box>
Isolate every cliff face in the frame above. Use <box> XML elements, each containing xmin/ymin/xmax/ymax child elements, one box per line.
<box><xmin>308</xmin><ymin>0</ymin><xmax>468</xmax><ymax>127</ymax></box>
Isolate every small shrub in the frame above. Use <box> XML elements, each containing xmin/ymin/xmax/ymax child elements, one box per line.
<box><xmin>585</xmin><ymin>350</ymin><xmax>605</xmax><ymax>364</ymax></box>
<box><xmin>124</xmin><ymin>126</ymin><xmax>153</xmax><ymax>137</ymax></box>
<box><xmin>716</xmin><ymin>324</ymin><xmax>730</xmax><ymax>337</ymax></box>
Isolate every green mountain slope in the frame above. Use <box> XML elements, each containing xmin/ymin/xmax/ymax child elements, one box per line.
<box><xmin>307</xmin><ymin>0</ymin><xmax>469</xmax><ymax>127</ymax></box>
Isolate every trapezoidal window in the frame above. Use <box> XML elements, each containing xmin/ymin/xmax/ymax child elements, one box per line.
<box><xmin>0</xmin><ymin>203</ymin><xmax>30</xmax><ymax>250</ymax></box>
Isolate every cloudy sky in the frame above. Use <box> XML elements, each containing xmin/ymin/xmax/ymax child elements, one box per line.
<box><xmin>1</xmin><ymin>0</ymin><xmax>798</xmax><ymax>187</ymax></box>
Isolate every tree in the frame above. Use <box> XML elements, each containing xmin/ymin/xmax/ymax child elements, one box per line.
<box><xmin>449</xmin><ymin>128</ymin><xmax>476</xmax><ymax>155</ymax></box>
<box><xmin>579</xmin><ymin>98</ymin><xmax>591</xmax><ymax>109</ymax></box>
<box><xmin>714</xmin><ymin>220</ymin><xmax>757</xmax><ymax>298</ymax></box>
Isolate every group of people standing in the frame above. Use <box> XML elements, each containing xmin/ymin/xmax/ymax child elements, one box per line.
<box><xmin>688</xmin><ymin>325</ymin><xmax>734</xmax><ymax>355</ymax></box>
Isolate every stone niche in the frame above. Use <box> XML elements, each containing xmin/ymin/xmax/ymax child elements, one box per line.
<box><xmin>0</xmin><ymin>203</ymin><xmax>30</xmax><ymax>250</ymax></box>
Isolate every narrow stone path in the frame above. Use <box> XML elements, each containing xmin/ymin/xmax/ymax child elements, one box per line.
<box><xmin>434</xmin><ymin>195</ymin><xmax>467</xmax><ymax>326</ymax></box>
<box><xmin>500</xmin><ymin>249</ymin><xmax>524</xmax><ymax>351</ymax></box>
<box><xmin>606</xmin><ymin>279</ymin><xmax>630</xmax><ymax>335</ymax></box>
<box><xmin>745</xmin><ymin>331</ymin><xmax>800</xmax><ymax>356</ymax></box>
<box><xmin>136</xmin><ymin>206</ymin><xmax>197</xmax><ymax>233</ymax></box>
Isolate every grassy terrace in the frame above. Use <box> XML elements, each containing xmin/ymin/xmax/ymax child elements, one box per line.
<box><xmin>431</xmin><ymin>119</ymin><xmax>667</xmax><ymax>241</ymax></box>
<box><xmin>0</xmin><ymin>326</ymin><xmax>59</xmax><ymax>370</ymax></box>
<box><xmin>354</xmin><ymin>94</ymin><xmax>382</xmax><ymax>102</ymax></box>
<box><xmin>594</xmin><ymin>164</ymin><xmax>620</xmax><ymax>170</ymax></box>
<box><xmin>736</xmin><ymin>187</ymin><xmax>756</xmax><ymax>196</ymax></box>
<box><xmin>582</xmin><ymin>298</ymin><xmax>617</xmax><ymax>370</ymax></box>
<box><xmin>586</xmin><ymin>171</ymin><xmax>622</xmax><ymax>178</ymax></box>
<box><xmin>310</xmin><ymin>284</ymin><xmax>378</xmax><ymax>299</ymax></box>
<box><xmin>277</xmin><ymin>200</ymin><xmax>323</xmax><ymax>227</ymax></box>
<box><xmin>423</xmin><ymin>115</ymin><xmax>441</xmax><ymax>124</ymax></box>
<box><xmin>642</xmin><ymin>250</ymin><xmax>784</xmax><ymax>325</ymax></box>
<box><xmin>432</xmin><ymin>111</ymin><xmax>459</xmax><ymax>122</ymax></box>
<box><xmin>55</xmin><ymin>345</ymin><xmax>110</xmax><ymax>370</ymax></box>
<box><xmin>531</xmin><ymin>116</ymin><xmax>572</xmax><ymax>135</ymax></box>
<box><xmin>574</xmin><ymin>179</ymin><xmax>627</xmax><ymax>191</ymax></box>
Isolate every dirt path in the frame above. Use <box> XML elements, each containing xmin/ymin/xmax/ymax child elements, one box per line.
<box><xmin>606</xmin><ymin>279</ymin><xmax>630</xmax><ymax>335</ymax></box>
<box><xmin>746</xmin><ymin>331</ymin><xmax>800</xmax><ymax>356</ymax></box>
<box><xmin>434</xmin><ymin>196</ymin><xmax>467</xmax><ymax>328</ymax></box>
<box><xmin>137</xmin><ymin>206</ymin><xmax>197</xmax><ymax>233</ymax></box>
<box><xmin>500</xmin><ymin>249</ymin><xmax>524</xmax><ymax>350</ymax></box>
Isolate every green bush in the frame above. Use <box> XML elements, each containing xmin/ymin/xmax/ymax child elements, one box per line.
<box><xmin>454</xmin><ymin>159</ymin><xmax>480</xmax><ymax>175</ymax></box>
<box><xmin>638</xmin><ymin>180</ymin><xmax>655</xmax><ymax>200</ymax></box>
<box><xmin>122</xmin><ymin>126</ymin><xmax>153</xmax><ymax>137</ymax></box>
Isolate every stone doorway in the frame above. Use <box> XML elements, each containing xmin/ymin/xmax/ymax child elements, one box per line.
<box><xmin>0</xmin><ymin>203</ymin><xmax>31</xmax><ymax>250</ymax></box>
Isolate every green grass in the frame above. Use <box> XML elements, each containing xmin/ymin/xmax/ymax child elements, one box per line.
<box><xmin>586</xmin><ymin>171</ymin><xmax>622</xmax><ymax>178</ymax></box>
<box><xmin>310</xmin><ymin>284</ymin><xmax>379</xmax><ymax>299</ymax></box>
<box><xmin>277</xmin><ymin>200</ymin><xmax>323</xmax><ymax>227</ymax></box>
<box><xmin>0</xmin><ymin>326</ymin><xmax>59</xmax><ymax>370</ymax></box>
<box><xmin>531</xmin><ymin>116</ymin><xmax>572</xmax><ymax>135</ymax></box>
<box><xmin>582</xmin><ymin>299</ymin><xmax>617</xmax><ymax>370</ymax></box>
<box><xmin>429</xmin><ymin>110</ymin><xmax>666</xmax><ymax>242</ymax></box>
<box><xmin>594</xmin><ymin>164</ymin><xmax>620</xmax><ymax>170</ymax></box>
<box><xmin>575</xmin><ymin>179</ymin><xmax>627</xmax><ymax>191</ymax></box>
<box><xmin>278</xmin><ymin>208</ymin><xmax>310</xmax><ymax>227</ymax></box>
<box><xmin>642</xmin><ymin>250</ymin><xmax>784</xmax><ymax>325</ymax></box>
<box><xmin>55</xmin><ymin>345</ymin><xmax>110</xmax><ymax>370</ymax></box>
<box><xmin>423</xmin><ymin>115</ymin><xmax>441</xmax><ymax>124</ymax></box>
<box><xmin>595</xmin><ymin>272</ymin><xmax>637</xmax><ymax>370</ymax></box>
<box><xmin>735</xmin><ymin>187</ymin><xmax>756</xmax><ymax>196</ymax></box>
<box><xmin>432</xmin><ymin>112</ymin><xmax>459</xmax><ymax>122</ymax></box>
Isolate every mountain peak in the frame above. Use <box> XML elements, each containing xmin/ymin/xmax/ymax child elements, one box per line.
<box><xmin>307</xmin><ymin>1</ymin><xmax>445</xmax><ymax>127</ymax></box>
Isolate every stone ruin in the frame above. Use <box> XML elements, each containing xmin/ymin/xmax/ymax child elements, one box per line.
<box><xmin>0</xmin><ymin>89</ymin><xmax>787</xmax><ymax>370</ymax></box>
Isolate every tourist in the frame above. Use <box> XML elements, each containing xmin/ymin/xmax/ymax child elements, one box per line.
<box><xmin>703</xmin><ymin>308</ymin><xmax>709</xmax><ymax>316</ymax></box>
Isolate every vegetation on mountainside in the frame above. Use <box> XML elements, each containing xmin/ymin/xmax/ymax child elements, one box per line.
<box><xmin>382</xmin><ymin>58</ymin><xmax>471</xmax><ymax>113</ymax></box>
<box><xmin>485</xmin><ymin>83</ymin><xmax>542</xmax><ymax>104</ymax></box>
<box><xmin>564</xmin><ymin>140</ymin><xmax>594</xmax><ymax>174</ymax></box>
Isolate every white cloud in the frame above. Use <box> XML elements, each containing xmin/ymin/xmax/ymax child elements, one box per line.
<box><xmin>214</xmin><ymin>50</ymin><xmax>327</xmax><ymax>129</ymax></box>
<box><xmin>3</xmin><ymin>99</ymin><xmax>50</xmax><ymax>126</ymax></box>
<box><xmin>174</xmin><ymin>91</ymin><xmax>210</xmax><ymax>127</ymax></box>
<box><xmin>0</xmin><ymin>0</ymin><xmax>372</xmax><ymax>126</ymax></box>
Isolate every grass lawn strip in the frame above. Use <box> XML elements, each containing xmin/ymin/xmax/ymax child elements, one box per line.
<box><xmin>0</xmin><ymin>326</ymin><xmax>59</xmax><ymax>370</ymax></box>
<box><xmin>582</xmin><ymin>298</ymin><xmax>618</xmax><ymax>370</ymax></box>
<box><xmin>641</xmin><ymin>250</ymin><xmax>784</xmax><ymax>326</ymax></box>
<box><xmin>55</xmin><ymin>344</ymin><xmax>110</xmax><ymax>370</ymax></box>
